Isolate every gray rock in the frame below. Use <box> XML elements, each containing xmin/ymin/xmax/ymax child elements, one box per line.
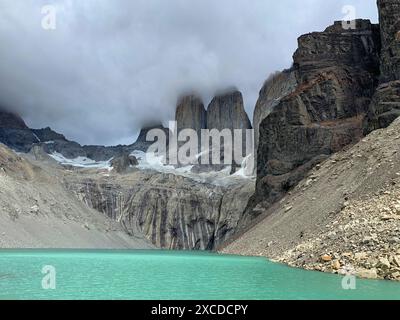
<box><xmin>248</xmin><ymin>19</ymin><xmax>381</xmax><ymax>222</ymax></box>
<box><xmin>29</xmin><ymin>144</ymin><xmax>58</xmax><ymax>164</ymax></box>
<box><xmin>110</xmin><ymin>153</ymin><xmax>138</xmax><ymax>173</ymax></box>
<box><xmin>364</xmin><ymin>1</ymin><xmax>400</xmax><ymax>132</ymax></box>
<box><xmin>68</xmin><ymin>170</ymin><xmax>254</xmax><ymax>250</ymax></box>
<box><xmin>378</xmin><ymin>0</ymin><xmax>400</xmax><ymax>83</ymax></box>
<box><xmin>253</xmin><ymin>70</ymin><xmax>297</xmax><ymax>173</ymax></box>
<box><xmin>176</xmin><ymin>94</ymin><xmax>206</xmax><ymax>138</ymax></box>
<box><xmin>207</xmin><ymin>90</ymin><xmax>251</xmax><ymax>131</ymax></box>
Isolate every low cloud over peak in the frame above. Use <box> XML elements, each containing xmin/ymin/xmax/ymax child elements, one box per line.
<box><xmin>0</xmin><ymin>0</ymin><xmax>378</xmax><ymax>145</ymax></box>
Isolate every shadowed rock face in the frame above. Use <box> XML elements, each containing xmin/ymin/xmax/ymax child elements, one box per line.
<box><xmin>293</xmin><ymin>20</ymin><xmax>381</xmax><ymax>82</ymax></box>
<box><xmin>366</xmin><ymin>80</ymin><xmax>400</xmax><ymax>130</ymax></box>
<box><xmin>244</xmin><ymin>19</ymin><xmax>381</xmax><ymax>224</ymax></box>
<box><xmin>176</xmin><ymin>95</ymin><xmax>206</xmax><ymax>136</ymax></box>
<box><xmin>207</xmin><ymin>91</ymin><xmax>252</xmax><ymax>131</ymax></box>
<box><xmin>0</xmin><ymin>110</ymin><xmax>28</xmax><ymax>129</ymax></box>
<box><xmin>378</xmin><ymin>0</ymin><xmax>400</xmax><ymax>83</ymax></box>
<box><xmin>0</xmin><ymin>110</ymin><xmax>40</xmax><ymax>152</ymax></box>
<box><xmin>253</xmin><ymin>71</ymin><xmax>298</xmax><ymax>172</ymax></box>
<box><xmin>365</xmin><ymin>0</ymin><xmax>400</xmax><ymax>132</ymax></box>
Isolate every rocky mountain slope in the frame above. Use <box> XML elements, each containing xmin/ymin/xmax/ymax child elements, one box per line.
<box><xmin>0</xmin><ymin>143</ymin><xmax>153</xmax><ymax>248</ymax></box>
<box><xmin>0</xmin><ymin>110</ymin><xmax>168</xmax><ymax>160</ymax></box>
<box><xmin>222</xmin><ymin>0</ymin><xmax>400</xmax><ymax>280</ymax></box>
<box><xmin>221</xmin><ymin>117</ymin><xmax>400</xmax><ymax>280</ymax></box>
<box><xmin>239</xmin><ymin>0</ymin><xmax>399</xmax><ymax>232</ymax></box>
<box><xmin>0</xmin><ymin>91</ymin><xmax>255</xmax><ymax>250</ymax></box>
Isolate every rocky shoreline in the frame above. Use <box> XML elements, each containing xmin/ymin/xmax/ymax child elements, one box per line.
<box><xmin>222</xmin><ymin>118</ymin><xmax>400</xmax><ymax>281</ymax></box>
<box><xmin>277</xmin><ymin>180</ymin><xmax>400</xmax><ymax>281</ymax></box>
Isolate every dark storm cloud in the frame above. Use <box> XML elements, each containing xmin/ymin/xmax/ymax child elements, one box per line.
<box><xmin>0</xmin><ymin>0</ymin><xmax>378</xmax><ymax>145</ymax></box>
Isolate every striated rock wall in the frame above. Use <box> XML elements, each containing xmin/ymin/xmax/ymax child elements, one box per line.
<box><xmin>67</xmin><ymin>170</ymin><xmax>254</xmax><ymax>250</ymax></box>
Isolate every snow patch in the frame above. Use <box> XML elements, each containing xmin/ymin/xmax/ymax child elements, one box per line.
<box><xmin>49</xmin><ymin>152</ymin><xmax>112</xmax><ymax>170</ymax></box>
<box><xmin>130</xmin><ymin>150</ymin><xmax>254</xmax><ymax>186</ymax></box>
<box><xmin>232</xmin><ymin>154</ymin><xmax>255</xmax><ymax>178</ymax></box>
<box><xmin>32</xmin><ymin>133</ymin><xmax>41</xmax><ymax>142</ymax></box>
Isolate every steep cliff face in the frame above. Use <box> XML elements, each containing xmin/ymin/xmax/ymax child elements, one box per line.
<box><xmin>245</xmin><ymin>20</ymin><xmax>381</xmax><ymax>222</ymax></box>
<box><xmin>293</xmin><ymin>20</ymin><xmax>381</xmax><ymax>82</ymax></box>
<box><xmin>365</xmin><ymin>0</ymin><xmax>400</xmax><ymax>132</ymax></box>
<box><xmin>378</xmin><ymin>0</ymin><xmax>400</xmax><ymax>83</ymax></box>
<box><xmin>366</xmin><ymin>80</ymin><xmax>400</xmax><ymax>130</ymax></box>
<box><xmin>207</xmin><ymin>91</ymin><xmax>252</xmax><ymax>131</ymax></box>
<box><xmin>173</xmin><ymin>90</ymin><xmax>253</xmax><ymax>173</ymax></box>
<box><xmin>253</xmin><ymin>70</ymin><xmax>298</xmax><ymax>171</ymax></box>
<box><xmin>67</xmin><ymin>170</ymin><xmax>254</xmax><ymax>250</ymax></box>
<box><xmin>176</xmin><ymin>95</ymin><xmax>207</xmax><ymax>136</ymax></box>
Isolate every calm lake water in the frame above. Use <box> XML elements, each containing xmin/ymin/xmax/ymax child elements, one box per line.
<box><xmin>0</xmin><ymin>250</ymin><xmax>400</xmax><ymax>300</ymax></box>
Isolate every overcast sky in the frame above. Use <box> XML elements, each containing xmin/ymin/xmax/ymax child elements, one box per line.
<box><xmin>0</xmin><ymin>0</ymin><xmax>378</xmax><ymax>145</ymax></box>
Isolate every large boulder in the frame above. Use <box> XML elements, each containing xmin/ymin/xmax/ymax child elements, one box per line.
<box><xmin>110</xmin><ymin>153</ymin><xmax>138</xmax><ymax>173</ymax></box>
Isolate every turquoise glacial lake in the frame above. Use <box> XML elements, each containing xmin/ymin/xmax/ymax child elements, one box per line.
<box><xmin>0</xmin><ymin>250</ymin><xmax>400</xmax><ymax>300</ymax></box>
